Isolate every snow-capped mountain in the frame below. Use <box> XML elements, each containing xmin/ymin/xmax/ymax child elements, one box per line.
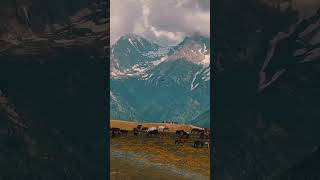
<box><xmin>110</xmin><ymin>33</ymin><xmax>210</xmax><ymax>125</ymax></box>
<box><xmin>167</xmin><ymin>32</ymin><xmax>210</xmax><ymax>66</ymax></box>
<box><xmin>111</xmin><ymin>33</ymin><xmax>210</xmax><ymax>87</ymax></box>
<box><xmin>111</xmin><ymin>34</ymin><xmax>170</xmax><ymax>78</ymax></box>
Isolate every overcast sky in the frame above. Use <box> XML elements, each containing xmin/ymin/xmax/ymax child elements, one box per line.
<box><xmin>111</xmin><ymin>0</ymin><xmax>210</xmax><ymax>46</ymax></box>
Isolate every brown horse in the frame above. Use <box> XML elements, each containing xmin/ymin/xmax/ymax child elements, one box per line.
<box><xmin>194</xmin><ymin>140</ymin><xmax>204</xmax><ymax>148</ymax></box>
<box><xmin>159</xmin><ymin>131</ymin><xmax>166</xmax><ymax>138</ymax></box>
<box><xmin>142</xmin><ymin>127</ymin><xmax>148</xmax><ymax>132</ymax></box>
<box><xmin>200</xmin><ymin>131</ymin><xmax>210</xmax><ymax>139</ymax></box>
<box><xmin>163</xmin><ymin>127</ymin><xmax>169</xmax><ymax>132</ymax></box>
<box><xmin>200</xmin><ymin>131</ymin><xmax>206</xmax><ymax>138</ymax></box>
<box><xmin>191</xmin><ymin>128</ymin><xmax>204</xmax><ymax>134</ymax></box>
<box><xmin>133</xmin><ymin>127</ymin><xmax>140</xmax><ymax>136</ymax></box>
<box><xmin>175</xmin><ymin>138</ymin><xmax>187</xmax><ymax>146</ymax></box>
<box><xmin>111</xmin><ymin>128</ymin><xmax>121</xmax><ymax>137</ymax></box>
<box><xmin>120</xmin><ymin>130</ymin><xmax>128</xmax><ymax>136</ymax></box>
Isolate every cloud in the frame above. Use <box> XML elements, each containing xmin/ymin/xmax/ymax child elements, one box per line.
<box><xmin>110</xmin><ymin>0</ymin><xmax>143</xmax><ymax>44</ymax></box>
<box><xmin>150</xmin><ymin>26</ymin><xmax>184</xmax><ymax>43</ymax></box>
<box><xmin>111</xmin><ymin>0</ymin><xmax>210</xmax><ymax>45</ymax></box>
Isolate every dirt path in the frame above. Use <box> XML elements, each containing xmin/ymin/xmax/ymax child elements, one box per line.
<box><xmin>110</xmin><ymin>146</ymin><xmax>209</xmax><ymax>180</ymax></box>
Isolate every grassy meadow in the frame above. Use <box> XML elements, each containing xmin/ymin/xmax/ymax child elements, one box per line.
<box><xmin>110</xmin><ymin>120</ymin><xmax>210</xmax><ymax>179</ymax></box>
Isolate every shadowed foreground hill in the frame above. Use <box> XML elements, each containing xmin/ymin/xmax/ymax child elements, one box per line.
<box><xmin>0</xmin><ymin>0</ymin><xmax>108</xmax><ymax>179</ymax></box>
<box><xmin>0</xmin><ymin>55</ymin><xmax>107</xmax><ymax>179</ymax></box>
<box><xmin>213</xmin><ymin>0</ymin><xmax>320</xmax><ymax>179</ymax></box>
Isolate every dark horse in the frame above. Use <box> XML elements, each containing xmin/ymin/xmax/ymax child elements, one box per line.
<box><xmin>200</xmin><ymin>131</ymin><xmax>210</xmax><ymax>139</ymax></box>
<box><xmin>133</xmin><ymin>127</ymin><xmax>140</xmax><ymax>136</ymax></box>
<box><xmin>200</xmin><ymin>131</ymin><xmax>205</xmax><ymax>139</ymax></box>
<box><xmin>147</xmin><ymin>129</ymin><xmax>159</xmax><ymax>137</ymax></box>
<box><xmin>111</xmin><ymin>128</ymin><xmax>121</xmax><ymax>137</ymax></box>
<box><xmin>181</xmin><ymin>133</ymin><xmax>190</xmax><ymax>139</ymax></box>
<box><xmin>120</xmin><ymin>130</ymin><xmax>128</xmax><ymax>136</ymax></box>
<box><xmin>176</xmin><ymin>130</ymin><xmax>186</xmax><ymax>135</ymax></box>
<box><xmin>176</xmin><ymin>130</ymin><xmax>189</xmax><ymax>138</ymax></box>
<box><xmin>194</xmin><ymin>140</ymin><xmax>204</xmax><ymax>148</ymax></box>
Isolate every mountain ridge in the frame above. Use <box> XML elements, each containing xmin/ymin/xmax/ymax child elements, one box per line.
<box><xmin>110</xmin><ymin>33</ymin><xmax>210</xmax><ymax>126</ymax></box>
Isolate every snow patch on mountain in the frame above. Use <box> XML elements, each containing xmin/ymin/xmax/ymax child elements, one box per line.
<box><xmin>143</xmin><ymin>47</ymin><xmax>170</xmax><ymax>58</ymax></box>
<box><xmin>111</xmin><ymin>34</ymin><xmax>211</xmax><ymax>87</ymax></box>
<box><xmin>191</xmin><ymin>70</ymin><xmax>202</xmax><ymax>90</ymax></box>
<box><xmin>190</xmin><ymin>66</ymin><xmax>210</xmax><ymax>91</ymax></box>
<box><xmin>110</xmin><ymin>91</ymin><xmax>118</xmax><ymax>102</ymax></box>
<box><xmin>200</xmin><ymin>54</ymin><xmax>210</xmax><ymax>66</ymax></box>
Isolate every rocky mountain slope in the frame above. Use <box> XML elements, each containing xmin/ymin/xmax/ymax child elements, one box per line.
<box><xmin>213</xmin><ymin>0</ymin><xmax>320</xmax><ymax>179</ymax></box>
<box><xmin>110</xmin><ymin>33</ymin><xmax>210</xmax><ymax>125</ymax></box>
<box><xmin>190</xmin><ymin>110</ymin><xmax>210</xmax><ymax>128</ymax></box>
<box><xmin>0</xmin><ymin>1</ymin><xmax>108</xmax><ymax>179</ymax></box>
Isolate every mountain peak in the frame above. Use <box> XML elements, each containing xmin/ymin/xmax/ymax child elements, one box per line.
<box><xmin>113</xmin><ymin>34</ymin><xmax>160</xmax><ymax>51</ymax></box>
<box><xmin>120</xmin><ymin>34</ymin><xmax>144</xmax><ymax>41</ymax></box>
<box><xmin>116</xmin><ymin>34</ymin><xmax>151</xmax><ymax>45</ymax></box>
<box><xmin>111</xmin><ymin>34</ymin><xmax>168</xmax><ymax>73</ymax></box>
<box><xmin>188</xmin><ymin>32</ymin><xmax>209</xmax><ymax>40</ymax></box>
<box><xmin>180</xmin><ymin>33</ymin><xmax>210</xmax><ymax>46</ymax></box>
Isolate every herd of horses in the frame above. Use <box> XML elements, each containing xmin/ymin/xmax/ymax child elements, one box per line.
<box><xmin>110</xmin><ymin>124</ymin><xmax>210</xmax><ymax>148</ymax></box>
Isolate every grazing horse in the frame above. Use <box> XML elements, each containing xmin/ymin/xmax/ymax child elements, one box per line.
<box><xmin>175</xmin><ymin>138</ymin><xmax>187</xmax><ymax>146</ymax></box>
<box><xmin>163</xmin><ymin>127</ymin><xmax>169</xmax><ymax>132</ymax></box>
<box><xmin>147</xmin><ymin>129</ymin><xmax>159</xmax><ymax>137</ymax></box>
<box><xmin>194</xmin><ymin>140</ymin><xmax>204</xmax><ymax>148</ymax></box>
<box><xmin>191</xmin><ymin>128</ymin><xmax>204</xmax><ymax>134</ymax></box>
<box><xmin>200</xmin><ymin>131</ymin><xmax>205</xmax><ymax>139</ymax></box>
<box><xmin>181</xmin><ymin>132</ymin><xmax>190</xmax><ymax>139</ymax></box>
<box><xmin>176</xmin><ymin>130</ymin><xmax>182</xmax><ymax>135</ymax></box>
<box><xmin>176</xmin><ymin>130</ymin><xmax>186</xmax><ymax>135</ymax></box>
<box><xmin>133</xmin><ymin>127</ymin><xmax>140</xmax><ymax>136</ymax></box>
<box><xmin>159</xmin><ymin>131</ymin><xmax>165</xmax><ymax>138</ymax></box>
<box><xmin>147</xmin><ymin>127</ymin><xmax>157</xmax><ymax>132</ymax></box>
<box><xmin>120</xmin><ymin>130</ymin><xmax>128</xmax><ymax>136</ymax></box>
<box><xmin>200</xmin><ymin>130</ymin><xmax>211</xmax><ymax>139</ymax></box>
<box><xmin>111</xmin><ymin>128</ymin><xmax>121</xmax><ymax>137</ymax></box>
<box><xmin>142</xmin><ymin>127</ymin><xmax>148</xmax><ymax>132</ymax></box>
<box><xmin>158</xmin><ymin>125</ymin><xmax>165</xmax><ymax>132</ymax></box>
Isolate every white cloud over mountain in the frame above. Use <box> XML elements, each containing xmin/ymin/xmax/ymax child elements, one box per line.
<box><xmin>111</xmin><ymin>0</ymin><xmax>210</xmax><ymax>46</ymax></box>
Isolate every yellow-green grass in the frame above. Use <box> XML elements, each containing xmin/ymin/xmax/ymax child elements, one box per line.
<box><xmin>110</xmin><ymin>120</ymin><xmax>210</xmax><ymax>178</ymax></box>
